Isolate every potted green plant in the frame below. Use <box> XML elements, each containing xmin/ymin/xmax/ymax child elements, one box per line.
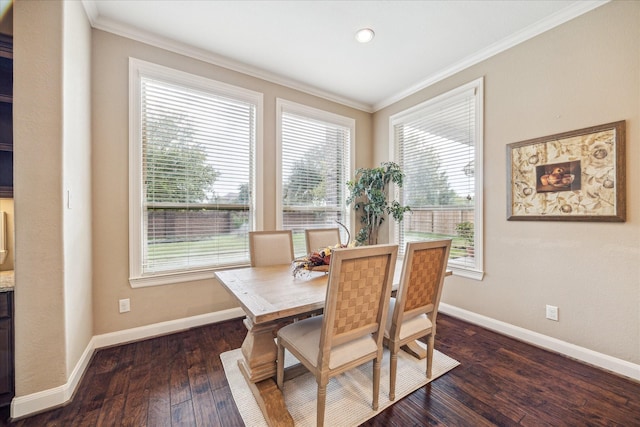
<box><xmin>347</xmin><ymin>162</ymin><xmax>411</xmax><ymax>246</ymax></box>
<box><xmin>455</xmin><ymin>221</ymin><xmax>474</xmax><ymax>256</ymax></box>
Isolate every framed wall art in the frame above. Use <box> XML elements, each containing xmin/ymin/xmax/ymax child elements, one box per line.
<box><xmin>507</xmin><ymin>121</ymin><xmax>625</xmax><ymax>222</ymax></box>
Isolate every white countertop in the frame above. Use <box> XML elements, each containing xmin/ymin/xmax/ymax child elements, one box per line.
<box><xmin>0</xmin><ymin>270</ymin><xmax>14</xmax><ymax>291</ymax></box>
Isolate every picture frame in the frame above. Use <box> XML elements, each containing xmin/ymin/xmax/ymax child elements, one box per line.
<box><xmin>507</xmin><ymin>121</ymin><xmax>625</xmax><ymax>222</ymax></box>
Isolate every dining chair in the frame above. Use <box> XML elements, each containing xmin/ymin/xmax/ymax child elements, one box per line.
<box><xmin>276</xmin><ymin>244</ymin><xmax>398</xmax><ymax>427</ymax></box>
<box><xmin>305</xmin><ymin>227</ymin><xmax>341</xmax><ymax>254</ymax></box>
<box><xmin>248</xmin><ymin>230</ymin><xmax>295</xmax><ymax>267</ymax></box>
<box><xmin>384</xmin><ymin>239</ymin><xmax>451</xmax><ymax>401</ymax></box>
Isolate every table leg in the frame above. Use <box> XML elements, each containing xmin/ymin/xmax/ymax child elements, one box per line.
<box><xmin>238</xmin><ymin>317</ymin><xmax>294</xmax><ymax>427</ymax></box>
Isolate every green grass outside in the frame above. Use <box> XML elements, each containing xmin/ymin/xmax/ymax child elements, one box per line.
<box><xmin>146</xmin><ymin>229</ymin><xmax>472</xmax><ymax>265</ymax></box>
<box><xmin>147</xmin><ymin>233</ymin><xmax>247</xmax><ymax>258</ymax></box>
<box><xmin>147</xmin><ymin>230</ymin><xmax>309</xmax><ymax>260</ymax></box>
<box><xmin>404</xmin><ymin>231</ymin><xmax>470</xmax><ymax>258</ymax></box>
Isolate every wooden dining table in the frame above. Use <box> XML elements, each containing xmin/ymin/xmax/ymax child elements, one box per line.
<box><xmin>215</xmin><ymin>260</ymin><xmax>449</xmax><ymax>426</ymax></box>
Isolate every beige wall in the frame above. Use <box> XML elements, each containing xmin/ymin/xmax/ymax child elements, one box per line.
<box><xmin>374</xmin><ymin>1</ymin><xmax>640</xmax><ymax>364</ymax></box>
<box><xmin>14</xmin><ymin>0</ymin><xmax>67</xmax><ymax>394</ymax></box>
<box><xmin>91</xmin><ymin>30</ymin><xmax>372</xmax><ymax>335</ymax></box>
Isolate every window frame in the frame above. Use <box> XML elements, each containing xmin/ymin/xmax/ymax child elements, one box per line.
<box><xmin>389</xmin><ymin>78</ymin><xmax>484</xmax><ymax>280</ymax></box>
<box><xmin>128</xmin><ymin>58</ymin><xmax>264</xmax><ymax>287</ymax></box>
<box><xmin>275</xmin><ymin>98</ymin><xmax>355</xmax><ymax>255</ymax></box>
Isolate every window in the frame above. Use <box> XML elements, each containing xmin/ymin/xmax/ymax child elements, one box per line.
<box><xmin>129</xmin><ymin>59</ymin><xmax>263</xmax><ymax>287</ymax></box>
<box><xmin>390</xmin><ymin>78</ymin><xmax>483</xmax><ymax>279</ymax></box>
<box><xmin>276</xmin><ymin>99</ymin><xmax>354</xmax><ymax>256</ymax></box>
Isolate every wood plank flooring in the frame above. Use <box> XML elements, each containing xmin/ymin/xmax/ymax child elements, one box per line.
<box><xmin>1</xmin><ymin>314</ymin><xmax>639</xmax><ymax>426</ymax></box>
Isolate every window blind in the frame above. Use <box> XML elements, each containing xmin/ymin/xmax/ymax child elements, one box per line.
<box><xmin>280</xmin><ymin>109</ymin><xmax>351</xmax><ymax>256</ymax></box>
<box><xmin>140</xmin><ymin>76</ymin><xmax>256</xmax><ymax>274</ymax></box>
<box><xmin>394</xmin><ymin>87</ymin><xmax>478</xmax><ymax>270</ymax></box>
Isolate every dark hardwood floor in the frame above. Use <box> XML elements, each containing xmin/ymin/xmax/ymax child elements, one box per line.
<box><xmin>1</xmin><ymin>314</ymin><xmax>639</xmax><ymax>426</ymax></box>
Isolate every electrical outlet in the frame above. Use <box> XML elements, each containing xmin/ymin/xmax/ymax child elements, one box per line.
<box><xmin>119</xmin><ymin>298</ymin><xmax>130</xmax><ymax>313</ymax></box>
<box><xmin>545</xmin><ymin>304</ymin><xmax>558</xmax><ymax>321</ymax></box>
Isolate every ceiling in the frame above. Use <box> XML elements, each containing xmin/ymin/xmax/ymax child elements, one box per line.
<box><xmin>83</xmin><ymin>0</ymin><xmax>606</xmax><ymax>112</ymax></box>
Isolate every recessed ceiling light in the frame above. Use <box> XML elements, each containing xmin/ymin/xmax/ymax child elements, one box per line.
<box><xmin>355</xmin><ymin>28</ymin><xmax>375</xmax><ymax>43</ymax></box>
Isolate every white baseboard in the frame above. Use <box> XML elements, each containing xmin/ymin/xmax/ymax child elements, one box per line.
<box><xmin>11</xmin><ymin>307</ymin><xmax>245</xmax><ymax>419</ymax></box>
<box><xmin>439</xmin><ymin>303</ymin><xmax>640</xmax><ymax>382</ymax></box>
<box><xmin>91</xmin><ymin>307</ymin><xmax>246</xmax><ymax>349</ymax></box>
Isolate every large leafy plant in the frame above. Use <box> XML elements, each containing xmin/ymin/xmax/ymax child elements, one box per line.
<box><xmin>455</xmin><ymin>221</ymin><xmax>474</xmax><ymax>247</ymax></box>
<box><xmin>347</xmin><ymin>162</ymin><xmax>411</xmax><ymax>246</ymax></box>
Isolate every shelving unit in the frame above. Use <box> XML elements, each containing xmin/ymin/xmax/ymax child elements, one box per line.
<box><xmin>0</xmin><ymin>34</ymin><xmax>11</xmax><ymax>407</ymax></box>
<box><xmin>0</xmin><ymin>34</ymin><xmax>12</xmax><ymax>198</ymax></box>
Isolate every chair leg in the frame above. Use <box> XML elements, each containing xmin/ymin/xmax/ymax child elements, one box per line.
<box><xmin>317</xmin><ymin>381</ymin><xmax>327</xmax><ymax>427</ymax></box>
<box><xmin>426</xmin><ymin>334</ymin><xmax>435</xmax><ymax>379</ymax></box>
<box><xmin>389</xmin><ymin>348</ymin><xmax>398</xmax><ymax>401</ymax></box>
<box><xmin>276</xmin><ymin>339</ymin><xmax>285</xmax><ymax>389</ymax></box>
<box><xmin>373</xmin><ymin>357</ymin><xmax>380</xmax><ymax>410</ymax></box>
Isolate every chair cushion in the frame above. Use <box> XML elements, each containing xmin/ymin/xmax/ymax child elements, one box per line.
<box><xmin>384</xmin><ymin>297</ymin><xmax>432</xmax><ymax>341</ymax></box>
<box><xmin>253</xmin><ymin>233</ymin><xmax>293</xmax><ymax>266</ymax></box>
<box><xmin>279</xmin><ymin>316</ymin><xmax>378</xmax><ymax>370</ymax></box>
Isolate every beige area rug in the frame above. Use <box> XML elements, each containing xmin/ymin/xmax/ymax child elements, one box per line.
<box><xmin>221</xmin><ymin>344</ymin><xmax>459</xmax><ymax>426</ymax></box>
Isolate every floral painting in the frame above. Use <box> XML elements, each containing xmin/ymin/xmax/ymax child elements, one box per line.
<box><xmin>507</xmin><ymin>121</ymin><xmax>625</xmax><ymax>221</ymax></box>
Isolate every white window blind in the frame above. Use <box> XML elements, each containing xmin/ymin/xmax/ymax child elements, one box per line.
<box><xmin>392</xmin><ymin>79</ymin><xmax>483</xmax><ymax>278</ymax></box>
<box><xmin>277</xmin><ymin>100</ymin><xmax>353</xmax><ymax>256</ymax></box>
<box><xmin>130</xmin><ymin>59</ymin><xmax>262</xmax><ymax>286</ymax></box>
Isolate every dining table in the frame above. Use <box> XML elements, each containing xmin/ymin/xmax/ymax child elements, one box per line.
<box><xmin>215</xmin><ymin>259</ymin><xmax>450</xmax><ymax>426</ymax></box>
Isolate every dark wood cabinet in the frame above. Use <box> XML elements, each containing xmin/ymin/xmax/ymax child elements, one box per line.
<box><xmin>0</xmin><ymin>34</ymin><xmax>12</xmax><ymax>198</ymax></box>
<box><xmin>0</xmin><ymin>291</ymin><xmax>13</xmax><ymax>407</ymax></box>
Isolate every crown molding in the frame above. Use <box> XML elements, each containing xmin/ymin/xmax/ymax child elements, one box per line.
<box><xmin>80</xmin><ymin>0</ymin><xmax>98</xmax><ymax>25</ymax></box>
<box><xmin>373</xmin><ymin>0</ymin><xmax>609</xmax><ymax>111</ymax></box>
<box><xmin>81</xmin><ymin>1</ymin><xmax>373</xmax><ymax>113</ymax></box>
<box><xmin>82</xmin><ymin>0</ymin><xmax>608</xmax><ymax>114</ymax></box>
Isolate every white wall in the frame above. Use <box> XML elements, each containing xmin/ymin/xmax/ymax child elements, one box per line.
<box><xmin>62</xmin><ymin>0</ymin><xmax>93</xmax><ymax>380</ymax></box>
<box><xmin>374</xmin><ymin>1</ymin><xmax>640</xmax><ymax>365</ymax></box>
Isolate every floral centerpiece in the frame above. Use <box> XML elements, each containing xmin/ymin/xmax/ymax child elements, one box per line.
<box><xmin>292</xmin><ymin>221</ymin><xmax>352</xmax><ymax>277</ymax></box>
<box><xmin>292</xmin><ymin>244</ymin><xmax>342</xmax><ymax>277</ymax></box>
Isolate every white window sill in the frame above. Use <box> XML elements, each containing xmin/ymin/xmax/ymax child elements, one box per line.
<box><xmin>449</xmin><ymin>264</ymin><xmax>484</xmax><ymax>281</ymax></box>
<box><xmin>129</xmin><ymin>264</ymin><xmax>249</xmax><ymax>288</ymax></box>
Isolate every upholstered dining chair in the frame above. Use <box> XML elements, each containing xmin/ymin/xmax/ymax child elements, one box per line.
<box><xmin>248</xmin><ymin>230</ymin><xmax>295</xmax><ymax>267</ymax></box>
<box><xmin>305</xmin><ymin>227</ymin><xmax>341</xmax><ymax>254</ymax></box>
<box><xmin>276</xmin><ymin>244</ymin><xmax>398</xmax><ymax>427</ymax></box>
<box><xmin>384</xmin><ymin>239</ymin><xmax>451</xmax><ymax>401</ymax></box>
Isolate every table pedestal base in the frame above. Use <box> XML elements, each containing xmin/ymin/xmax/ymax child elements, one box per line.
<box><xmin>238</xmin><ymin>317</ymin><xmax>295</xmax><ymax>426</ymax></box>
<box><xmin>238</xmin><ymin>361</ymin><xmax>294</xmax><ymax>427</ymax></box>
<box><xmin>401</xmin><ymin>340</ymin><xmax>427</xmax><ymax>359</ymax></box>
<box><xmin>240</xmin><ymin>318</ymin><xmax>278</xmax><ymax>382</ymax></box>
